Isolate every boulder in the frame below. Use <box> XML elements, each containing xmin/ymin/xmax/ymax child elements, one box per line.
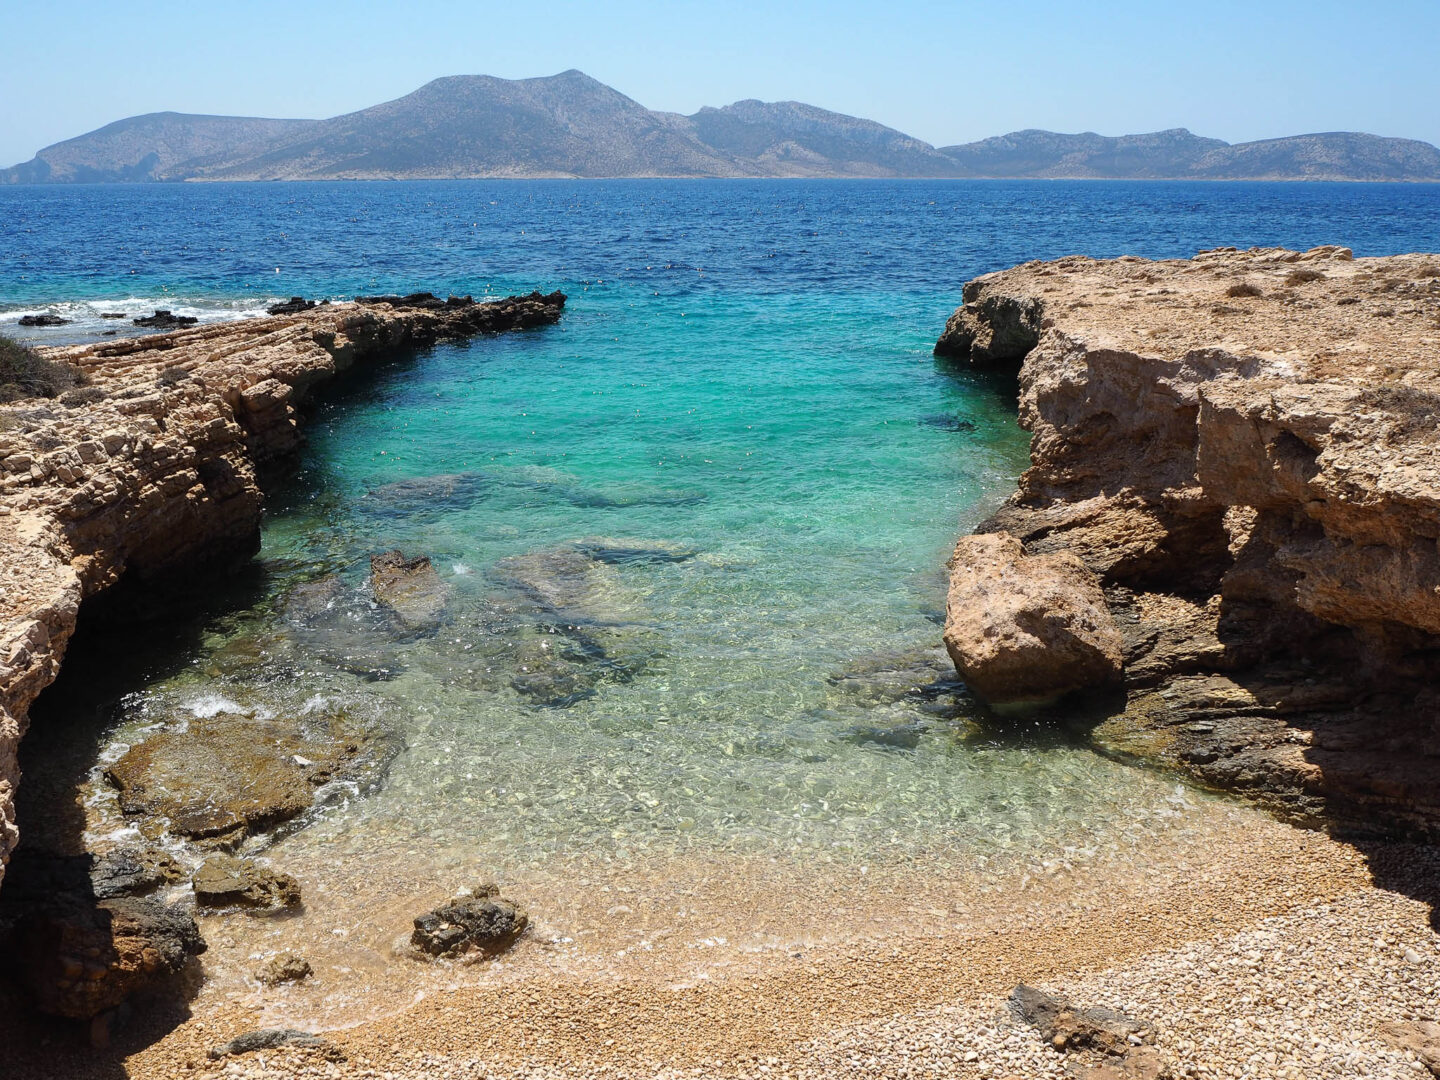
<box><xmin>255</xmin><ymin>951</ymin><xmax>313</xmax><ymax>985</ymax></box>
<box><xmin>943</xmin><ymin>532</ymin><xmax>1123</xmax><ymax>706</ymax></box>
<box><xmin>104</xmin><ymin>705</ymin><xmax>395</xmax><ymax>844</ymax></box>
<box><xmin>132</xmin><ymin>309</ymin><xmax>198</xmax><ymax>328</ymax></box>
<box><xmin>18</xmin><ymin>313</ymin><xmax>70</xmax><ymax>327</ymax></box>
<box><xmin>193</xmin><ymin>855</ymin><xmax>301</xmax><ymax>910</ymax></box>
<box><xmin>267</xmin><ymin>296</ymin><xmax>317</xmax><ymax>316</ymax></box>
<box><xmin>933</xmin><ymin>279</ymin><xmax>1043</xmax><ymax>363</ymax></box>
<box><xmin>11</xmin><ymin>895</ymin><xmax>205</xmax><ymax>1019</ymax></box>
<box><xmin>370</xmin><ymin>549</ymin><xmax>448</xmax><ymax>632</ymax></box>
<box><xmin>411</xmin><ymin>884</ymin><xmax>527</xmax><ymax>958</ymax></box>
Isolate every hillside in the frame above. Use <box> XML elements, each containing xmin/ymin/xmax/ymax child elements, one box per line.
<box><xmin>5</xmin><ymin>72</ymin><xmax>1439</xmax><ymax>182</ymax></box>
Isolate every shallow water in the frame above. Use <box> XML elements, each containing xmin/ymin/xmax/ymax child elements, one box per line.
<box><xmin>10</xmin><ymin>179</ymin><xmax>1440</xmax><ymax>1022</ymax></box>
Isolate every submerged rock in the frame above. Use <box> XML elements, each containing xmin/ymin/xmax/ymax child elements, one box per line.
<box><xmin>365</xmin><ymin>472</ymin><xmax>493</xmax><ymax>514</ymax></box>
<box><xmin>570</xmin><ymin>536</ymin><xmax>699</xmax><ymax>565</ymax></box>
<box><xmin>132</xmin><ymin>309</ymin><xmax>198</xmax><ymax>328</ymax></box>
<box><xmin>255</xmin><ymin>951</ymin><xmax>313</xmax><ymax>985</ymax></box>
<box><xmin>104</xmin><ymin>705</ymin><xmax>396</xmax><ymax>844</ymax></box>
<box><xmin>193</xmin><ymin>855</ymin><xmax>301</xmax><ymax>910</ymax></box>
<box><xmin>370</xmin><ymin>549</ymin><xmax>448</xmax><ymax>633</ymax></box>
<box><xmin>411</xmin><ymin>884</ymin><xmax>527</xmax><ymax>959</ymax></box>
<box><xmin>944</xmin><ymin>532</ymin><xmax>1123</xmax><ymax>706</ymax></box>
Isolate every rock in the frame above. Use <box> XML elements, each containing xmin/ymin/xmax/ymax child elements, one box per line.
<box><xmin>1379</xmin><ymin>1020</ymin><xmax>1440</xmax><ymax>1076</ymax></box>
<box><xmin>935</xmin><ymin>248</ymin><xmax>1440</xmax><ymax>836</ymax></box>
<box><xmin>193</xmin><ymin>855</ymin><xmax>301</xmax><ymax>910</ymax></box>
<box><xmin>99</xmin><ymin>312</ymin><xmax>127</xmax><ymax>319</ymax></box>
<box><xmin>104</xmin><ymin>705</ymin><xmax>394</xmax><ymax>844</ymax></box>
<box><xmin>943</xmin><ymin>532</ymin><xmax>1123</xmax><ymax>706</ymax></box>
<box><xmin>1010</xmin><ymin>983</ymin><xmax>1151</xmax><ymax>1055</ymax></box>
<box><xmin>267</xmin><ymin>296</ymin><xmax>317</xmax><ymax>316</ymax></box>
<box><xmin>933</xmin><ymin>278</ymin><xmax>1043</xmax><ymax>363</ymax></box>
<box><xmin>0</xmin><ymin>845</ymin><xmax>183</xmax><ymax>905</ymax></box>
<box><xmin>255</xmin><ymin>951</ymin><xmax>313</xmax><ymax>985</ymax></box>
<box><xmin>370</xmin><ymin>549</ymin><xmax>448</xmax><ymax>632</ymax></box>
<box><xmin>365</xmin><ymin>472</ymin><xmax>493</xmax><ymax>514</ymax></box>
<box><xmin>90</xmin><ymin>846</ymin><xmax>185</xmax><ymax>899</ymax></box>
<box><xmin>411</xmin><ymin>884</ymin><xmax>528</xmax><ymax>958</ymax></box>
<box><xmin>569</xmin><ymin>536</ymin><xmax>698</xmax><ymax>565</ymax></box>
<box><xmin>208</xmin><ymin>1028</ymin><xmax>337</xmax><ymax>1060</ymax></box>
<box><xmin>10</xmin><ymin>895</ymin><xmax>204</xmax><ymax>1019</ymax></box>
<box><xmin>18</xmin><ymin>314</ymin><xmax>70</xmax><ymax>327</ymax></box>
<box><xmin>0</xmin><ymin>291</ymin><xmax>564</xmax><ymax>894</ymax></box>
<box><xmin>132</xmin><ymin>309</ymin><xmax>198</xmax><ymax>328</ymax></box>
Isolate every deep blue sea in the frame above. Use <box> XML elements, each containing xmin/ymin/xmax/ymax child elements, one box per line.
<box><xmin>6</xmin><ymin>180</ymin><xmax>1439</xmax><ymax>1018</ymax></box>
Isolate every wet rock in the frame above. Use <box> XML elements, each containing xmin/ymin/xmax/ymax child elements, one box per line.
<box><xmin>193</xmin><ymin>855</ymin><xmax>301</xmax><ymax>910</ymax></box>
<box><xmin>267</xmin><ymin>296</ymin><xmax>317</xmax><ymax>316</ymax></box>
<box><xmin>1010</xmin><ymin>983</ymin><xmax>1152</xmax><ymax>1055</ymax></box>
<box><xmin>208</xmin><ymin>1028</ymin><xmax>337</xmax><ymax>1060</ymax></box>
<box><xmin>370</xmin><ymin>549</ymin><xmax>448</xmax><ymax>633</ymax></box>
<box><xmin>104</xmin><ymin>705</ymin><xmax>396</xmax><ymax>844</ymax></box>
<box><xmin>0</xmin><ymin>846</ymin><xmax>183</xmax><ymax>906</ymax></box>
<box><xmin>492</xmin><ymin>547</ymin><xmax>632</xmax><ymax>621</ymax></box>
<box><xmin>944</xmin><ymin>532</ymin><xmax>1124</xmax><ymax>706</ymax></box>
<box><xmin>90</xmin><ymin>846</ymin><xmax>185</xmax><ymax>899</ymax></box>
<box><xmin>18</xmin><ymin>313</ymin><xmax>70</xmax><ymax>327</ymax></box>
<box><xmin>132</xmin><ymin>309</ymin><xmax>198</xmax><ymax>328</ymax></box>
<box><xmin>99</xmin><ymin>312</ymin><xmax>127</xmax><ymax>319</ymax></box>
<box><xmin>255</xmin><ymin>951</ymin><xmax>313</xmax><ymax>985</ymax></box>
<box><xmin>411</xmin><ymin>884</ymin><xmax>528</xmax><ymax>958</ymax></box>
<box><xmin>281</xmin><ymin>576</ymin><xmax>407</xmax><ymax>680</ymax></box>
<box><xmin>510</xmin><ymin>635</ymin><xmax>600</xmax><ymax>707</ymax></box>
<box><xmin>9</xmin><ymin>895</ymin><xmax>205</xmax><ymax>1019</ymax></box>
<box><xmin>829</xmin><ymin>645</ymin><xmax>969</xmax><ymax>706</ymax></box>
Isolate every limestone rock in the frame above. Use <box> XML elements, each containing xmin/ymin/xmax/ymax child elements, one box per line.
<box><xmin>1379</xmin><ymin>1020</ymin><xmax>1440</xmax><ymax>1077</ymax></box>
<box><xmin>103</xmin><ymin>704</ymin><xmax>394</xmax><ymax>844</ymax></box>
<box><xmin>11</xmin><ymin>894</ymin><xmax>205</xmax><ymax>1019</ymax></box>
<box><xmin>935</xmin><ymin>248</ymin><xmax>1440</xmax><ymax>836</ymax></box>
<box><xmin>1010</xmin><ymin>983</ymin><xmax>1152</xmax><ymax>1055</ymax></box>
<box><xmin>411</xmin><ymin>884</ymin><xmax>528</xmax><ymax>958</ymax></box>
<box><xmin>255</xmin><ymin>950</ymin><xmax>313</xmax><ymax>985</ymax></box>
<box><xmin>193</xmin><ymin>855</ymin><xmax>301</xmax><ymax>910</ymax></box>
<box><xmin>943</xmin><ymin>532</ymin><xmax>1123</xmax><ymax>705</ymax></box>
<box><xmin>370</xmin><ymin>549</ymin><xmax>447</xmax><ymax>632</ymax></box>
<box><xmin>208</xmin><ymin>1028</ymin><xmax>337</xmax><ymax>1060</ymax></box>
<box><xmin>0</xmin><ymin>292</ymin><xmax>565</xmax><ymax>891</ymax></box>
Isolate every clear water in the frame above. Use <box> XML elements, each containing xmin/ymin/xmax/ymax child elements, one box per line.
<box><xmin>7</xmin><ymin>179</ymin><xmax>1439</xmax><ymax>1016</ymax></box>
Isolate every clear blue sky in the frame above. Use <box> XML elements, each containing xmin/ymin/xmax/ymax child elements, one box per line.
<box><xmin>3</xmin><ymin>0</ymin><xmax>1438</xmax><ymax>167</ymax></box>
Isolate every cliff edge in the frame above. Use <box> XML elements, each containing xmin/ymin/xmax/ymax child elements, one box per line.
<box><xmin>0</xmin><ymin>292</ymin><xmax>565</xmax><ymax>889</ymax></box>
<box><xmin>938</xmin><ymin>246</ymin><xmax>1440</xmax><ymax>838</ymax></box>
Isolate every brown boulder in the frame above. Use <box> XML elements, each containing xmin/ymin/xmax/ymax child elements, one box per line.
<box><xmin>370</xmin><ymin>549</ymin><xmax>447</xmax><ymax>632</ymax></box>
<box><xmin>411</xmin><ymin>884</ymin><xmax>528</xmax><ymax>959</ymax></box>
<box><xmin>943</xmin><ymin>532</ymin><xmax>1123</xmax><ymax>706</ymax></box>
<box><xmin>193</xmin><ymin>855</ymin><xmax>301</xmax><ymax>910</ymax></box>
<box><xmin>255</xmin><ymin>951</ymin><xmax>313</xmax><ymax>985</ymax></box>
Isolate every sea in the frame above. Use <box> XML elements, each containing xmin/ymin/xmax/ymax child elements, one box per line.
<box><xmin>4</xmin><ymin>179</ymin><xmax>1439</xmax><ymax>1024</ymax></box>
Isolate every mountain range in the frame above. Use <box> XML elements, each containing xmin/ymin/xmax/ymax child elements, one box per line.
<box><xmin>6</xmin><ymin>70</ymin><xmax>1439</xmax><ymax>183</ymax></box>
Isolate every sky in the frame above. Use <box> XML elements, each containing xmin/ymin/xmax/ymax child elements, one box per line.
<box><xmin>2</xmin><ymin>0</ymin><xmax>1438</xmax><ymax>166</ymax></box>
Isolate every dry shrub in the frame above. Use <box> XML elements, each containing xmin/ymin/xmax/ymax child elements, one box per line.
<box><xmin>1285</xmin><ymin>269</ymin><xmax>1327</xmax><ymax>286</ymax></box>
<box><xmin>0</xmin><ymin>334</ymin><xmax>85</xmax><ymax>403</ymax></box>
<box><xmin>1225</xmin><ymin>282</ymin><xmax>1264</xmax><ymax>298</ymax></box>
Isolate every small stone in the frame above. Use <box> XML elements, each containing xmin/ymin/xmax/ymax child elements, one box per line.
<box><xmin>255</xmin><ymin>951</ymin><xmax>313</xmax><ymax>986</ymax></box>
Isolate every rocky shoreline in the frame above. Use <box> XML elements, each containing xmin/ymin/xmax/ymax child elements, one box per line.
<box><xmin>935</xmin><ymin>246</ymin><xmax>1440</xmax><ymax>839</ymax></box>
<box><xmin>0</xmin><ymin>290</ymin><xmax>566</xmax><ymax>901</ymax></box>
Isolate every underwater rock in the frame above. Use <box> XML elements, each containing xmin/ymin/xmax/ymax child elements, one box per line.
<box><xmin>411</xmin><ymin>884</ymin><xmax>528</xmax><ymax>959</ymax></box>
<box><xmin>829</xmin><ymin>645</ymin><xmax>969</xmax><ymax>706</ymax></box>
<box><xmin>8</xmin><ymin>894</ymin><xmax>205</xmax><ymax>1019</ymax></box>
<box><xmin>491</xmin><ymin>547</ymin><xmax>631</xmax><ymax>621</ymax></box>
<box><xmin>944</xmin><ymin>532</ymin><xmax>1123</xmax><ymax>706</ymax></box>
<box><xmin>365</xmin><ymin>472</ymin><xmax>492</xmax><ymax>514</ymax></box>
<box><xmin>370</xmin><ymin>549</ymin><xmax>448</xmax><ymax>633</ymax></box>
<box><xmin>255</xmin><ymin>950</ymin><xmax>313</xmax><ymax>985</ymax></box>
<box><xmin>104</xmin><ymin>705</ymin><xmax>396</xmax><ymax>844</ymax></box>
<box><xmin>570</xmin><ymin>536</ymin><xmax>699</xmax><ymax>565</ymax></box>
<box><xmin>132</xmin><ymin>309</ymin><xmax>198</xmax><ymax>328</ymax></box>
<box><xmin>193</xmin><ymin>855</ymin><xmax>301</xmax><ymax>910</ymax></box>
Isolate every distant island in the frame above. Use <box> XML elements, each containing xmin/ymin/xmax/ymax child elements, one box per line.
<box><xmin>6</xmin><ymin>69</ymin><xmax>1440</xmax><ymax>183</ymax></box>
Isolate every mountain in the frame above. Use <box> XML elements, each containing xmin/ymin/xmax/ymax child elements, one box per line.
<box><xmin>5</xmin><ymin>72</ymin><xmax>1439</xmax><ymax>182</ymax></box>
<box><xmin>938</xmin><ymin>127</ymin><xmax>1440</xmax><ymax>181</ymax></box>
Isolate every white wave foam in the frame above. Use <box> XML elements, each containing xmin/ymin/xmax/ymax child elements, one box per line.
<box><xmin>187</xmin><ymin>692</ymin><xmax>247</xmax><ymax>718</ymax></box>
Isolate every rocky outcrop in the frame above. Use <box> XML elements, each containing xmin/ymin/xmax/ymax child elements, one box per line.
<box><xmin>943</xmin><ymin>532</ymin><xmax>1123</xmax><ymax>706</ymax></box>
<box><xmin>411</xmin><ymin>884</ymin><xmax>528</xmax><ymax>958</ymax></box>
<box><xmin>938</xmin><ymin>247</ymin><xmax>1440</xmax><ymax>837</ymax></box>
<box><xmin>0</xmin><ymin>290</ymin><xmax>565</xmax><ymax>891</ymax></box>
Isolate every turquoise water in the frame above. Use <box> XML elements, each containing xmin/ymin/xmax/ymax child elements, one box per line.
<box><xmin>11</xmin><ymin>180</ymin><xmax>1438</xmax><ymax>1004</ymax></box>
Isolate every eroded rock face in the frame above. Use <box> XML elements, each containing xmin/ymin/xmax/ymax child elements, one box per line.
<box><xmin>103</xmin><ymin>704</ymin><xmax>395</xmax><ymax>845</ymax></box>
<box><xmin>0</xmin><ymin>292</ymin><xmax>565</xmax><ymax>890</ymax></box>
<box><xmin>944</xmin><ymin>532</ymin><xmax>1123</xmax><ymax>706</ymax></box>
<box><xmin>411</xmin><ymin>884</ymin><xmax>528</xmax><ymax>959</ymax></box>
<box><xmin>937</xmin><ymin>247</ymin><xmax>1440</xmax><ymax>836</ymax></box>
